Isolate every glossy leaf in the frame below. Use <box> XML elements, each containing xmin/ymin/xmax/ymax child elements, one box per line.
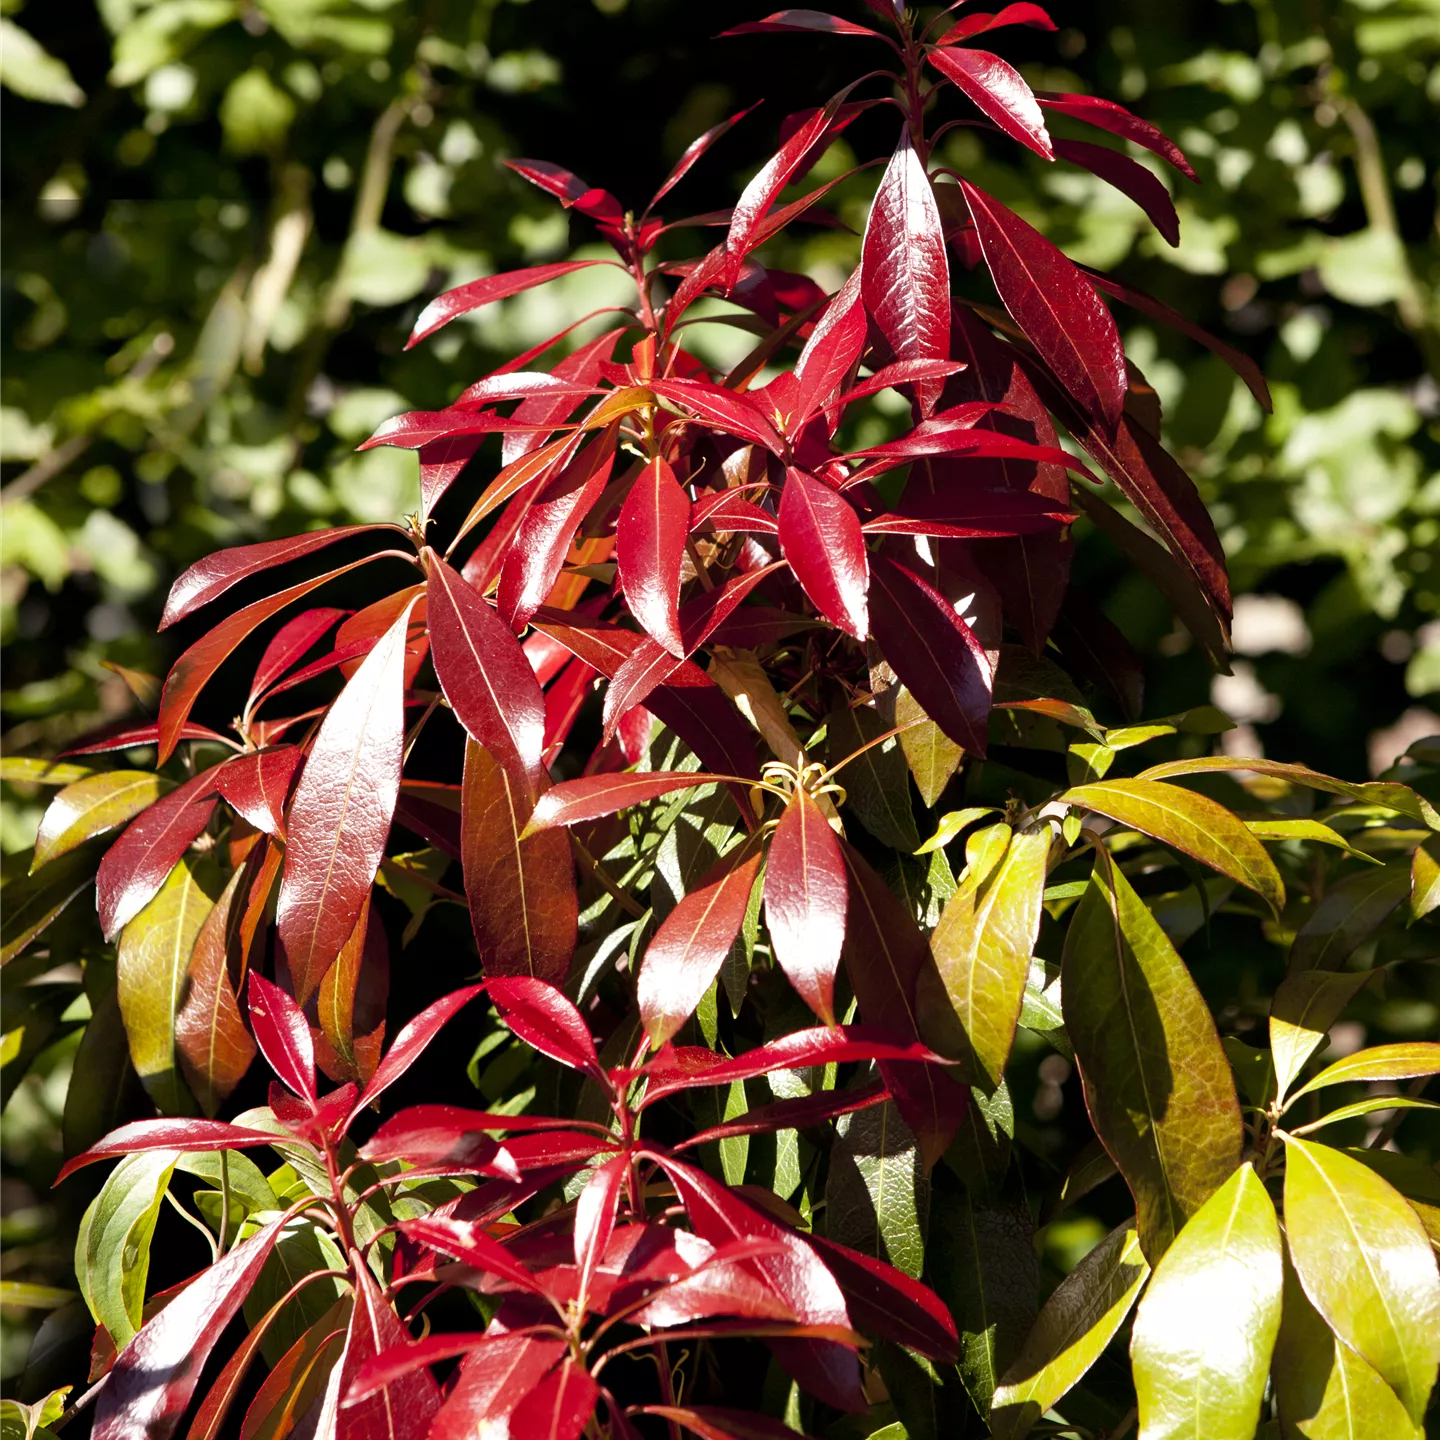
<box><xmin>349</xmin><ymin>984</ymin><xmax>483</xmax><ymax>1122</ymax></box>
<box><xmin>825</xmin><ymin>1099</ymin><xmax>926</xmax><ymax>1278</ymax></box>
<box><xmin>990</xmin><ymin>1222</ymin><xmax>1150</xmax><ymax>1440</ymax></box>
<box><xmin>1061</xmin><ymin>777</ymin><xmax>1285</xmax><ymax>914</ymax></box>
<box><xmin>428</xmin><ymin>1337</ymin><xmax>567</xmax><ymax>1440</ymax></box>
<box><xmin>648</xmin><ymin>101</ymin><xmax>762</xmax><ymax>213</ymax></box>
<box><xmin>276</xmin><ymin>600</ymin><xmax>414</xmax><ymax>1003</ymax></box>
<box><xmin>918</xmin><ymin>827</ymin><xmax>1050</xmax><ymax>1090</ymax></box>
<box><xmin>427</xmin><ymin>553</ymin><xmax>546</xmax><ymax>798</ymax></box>
<box><xmin>523</xmin><ymin>770</ymin><xmax>736</xmax><ymax>833</ymax></box>
<box><xmin>1055</xmin><ymin>138</ymin><xmax>1178</xmax><ymax>244</ymax></box>
<box><xmin>214</xmin><ymin>749</ymin><xmax>302</xmax><ymax>839</ymax></box>
<box><xmin>487</xmin><ymin>976</ymin><xmax>602</xmax><ymax>1076</ymax></box>
<box><xmin>1286</xmin><ymin>861</ymin><xmax>1411</xmax><ymax>972</ymax></box>
<box><xmin>248</xmin><ymin>972</ymin><xmax>317</xmax><ymax>1103</ymax></box>
<box><xmin>1037</xmin><ymin>91</ymin><xmax>1197</xmax><ymax>180</ymax></box>
<box><xmin>861</xmin><ymin>128</ymin><xmax>950</xmax><ymax>413</ymax></box>
<box><xmin>1130</xmin><ymin>1163</ymin><xmax>1282</xmax><ymax>1440</ymax></box>
<box><xmin>617</xmin><ymin>456</ymin><xmax>690</xmax><ymax>657</ymax></box>
<box><xmin>1282</xmin><ymin>1135</ymin><xmax>1440</xmax><ymax>1423</ymax></box>
<box><xmin>763</xmin><ymin>785</ymin><xmax>847</xmax><ymax>1024</ymax></box>
<box><xmin>1290</xmin><ymin>1041</ymin><xmax>1440</xmax><ymax>1102</ymax></box>
<box><xmin>930</xmin><ymin>48</ymin><xmax>1053</xmax><ymax>160</ymax></box>
<box><xmin>33</xmin><ymin>772</ymin><xmax>172</xmax><ymax>871</ymax></box>
<box><xmin>507</xmin><ymin>1360</ymin><xmax>598</xmax><ymax>1440</ymax></box>
<box><xmin>408</xmin><ymin>261</ymin><xmax>613</xmax><ymax>347</ymax></box>
<box><xmin>1061</xmin><ymin>849</ymin><xmax>1242</xmax><ymax>1259</ymax></box>
<box><xmin>460</xmin><ymin>741</ymin><xmax>576</xmax><ymax>983</ymax></box>
<box><xmin>722</xmin><ymin>10</ymin><xmax>882</xmax><ymax>37</ymax></box>
<box><xmin>1269</xmin><ymin>969</ymin><xmax>1374</xmax><ymax>1102</ymax></box>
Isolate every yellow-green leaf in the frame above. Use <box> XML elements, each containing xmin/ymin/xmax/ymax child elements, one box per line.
<box><xmin>1061</xmin><ymin>849</ymin><xmax>1243</xmax><ymax>1260</ymax></box>
<box><xmin>1269</xmin><ymin>969</ymin><xmax>1374</xmax><ymax>1102</ymax></box>
<box><xmin>1062</xmin><ymin>778</ymin><xmax>1285</xmax><ymax>914</ymax></box>
<box><xmin>117</xmin><ymin>855</ymin><xmax>219</xmax><ymax>1115</ymax></box>
<box><xmin>1291</xmin><ymin>1095</ymin><xmax>1440</xmax><ymax>1136</ymax></box>
<box><xmin>1</xmin><ymin>847</ymin><xmax>98</xmax><ymax>967</ymax></box>
<box><xmin>896</xmin><ymin>685</ymin><xmax>963</xmax><ymax>808</ymax></box>
<box><xmin>1411</xmin><ymin>837</ymin><xmax>1439</xmax><ymax>920</ymax></box>
<box><xmin>1244</xmin><ymin>817</ymin><xmax>1382</xmax><ymax>865</ymax></box>
<box><xmin>1274</xmin><ymin>1252</ymin><xmax>1423</xmax><ymax>1439</ymax></box>
<box><xmin>990</xmin><ymin>1222</ymin><xmax>1150</xmax><ymax>1440</ymax></box>
<box><xmin>915</xmin><ymin>807</ymin><xmax>996</xmax><ymax>856</ymax></box>
<box><xmin>919</xmin><ymin>828</ymin><xmax>1050</xmax><ymax>1090</ymax></box>
<box><xmin>1287</xmin><ymin>862</ymin><xmax>1411</xmax><ymax>973</ymax></box>
<box><xmin>33</xmin><ymin>771</ymin><xmax>173</xmax><ymax>871</ymax></box>
<box><xmin>1290</xmin><ymin>1042</ymin><xmax>1440</xmax><ymax>1104</ymax></box>
<box><xmin>828</xmin><ymin>1099</ymin><xmax>927</xmax><ymax>1279</ymax></box>
<box><xmin>1282</xmin><ymin>1134</ymin><xmax>1440</xmax><ymax>1423</ymax></box>
<box><xmin>0</xmin><ymin>759</ymin><xmax>95</xmax><ymax>786</ymax></box>
<box><xmin>1130</xmin><ymin>1163</ymin><xmax>1282</xmax><ymax>1440</ymax></box>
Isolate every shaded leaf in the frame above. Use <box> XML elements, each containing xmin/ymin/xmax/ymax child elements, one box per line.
<box><xmin>1269</xmin><ymin>970</ymin><xmax>1374</xmax><ymax>1102</ymax></box>
<box><xmin>778</xmin><ymin>469</ymin><xmax>868</xmax><ymax>639</ymax></box>
<box><xmin>826</xmin><ymin>1099</ymin><xmax>927</xmax><ymax>1279</ymax></box>
<box><xmin>1287</xmin><ymin>862</ymin><xmax>1411</xmax><ymax>972</ymax></box>
<box><xmin>826</xmin><ymin>701</ymin><xmax>919</xmax><ymax>853</ymax></box>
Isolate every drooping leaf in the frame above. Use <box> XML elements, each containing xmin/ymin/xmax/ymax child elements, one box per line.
<box><xmin>1281</xmin><ymin>1135</ymin><xmax>1440</xmax><ymax>1423</ymax></box>
<box><xmin>460</xmin><ymin>742</ymin><xmax>576</xmax><ymax>984</ymax></box>
<box><xmin>617</xmin><ymin>456</ymin><xmax>691</xmax><ymax>658</ymax></box>
<box><xmin>487</xmin><ymin>976</ymin><xmax>602</xmax><ymax>1077</ymax></box>
<box><xmin>56</xmin><ymin>1118</ymin><xmax>281</xmax><ymax>1184</ymax></box>
<box><xmin>990</xmin><ymin>1222</ymin><xmax>1150</xmax><ymax>1440</ymax></box>
<box><xmin>33</xmin><ymin>772</ymin><xmax>173</xmax><ymax>871</ymax></box>
<box><xmin>894</xmin><ymin>687</ymin><xmax>963</xmax><ymax>808</ymax></box>
<box><xmin>1130</xmin><ymin>1163</ymin><xmax>1282</xmax><ymax>1440</ymax></box>
<box><xmin>1286</xmin><ymin>861</ymin><xmax>1411</xmax><ymax>972</ymax></box>
<box><xmin>1036</xmin><ymin>91</ymin><xmax>1197</xmax><ymax>180</ymax></box>
<box><xmin>1268</xmin><ymin>969</ymin><xmax>1374</xmax><ymax>1102</ymax></box>
<box><xmin>1061</xmin><ymin>849</ymin><xmax>1242</xmax><ymax>1259</ymax></box>
<box><xmin>778</xmin><ymin>469</ymin><xmax>868</xmax><ymax>640</ymax></box>
<box><xmin>349</xmin><ymin>984</ymin><xmax>484</xmax><ymax>1122</ymax></box>
<box><xmin>930</xmin><ymin>48</ymin><xmax>1053</xmax><ymax>160</ymax></box>
<box><xmin>248</xmin><ymin>972</ymin><xmax>317</xmax><ymax>1103</ymax></box>
<box><xmin>276</xmin><ymin>600</ymin><xmax>415</xmax><ymax>1003</ymax></box>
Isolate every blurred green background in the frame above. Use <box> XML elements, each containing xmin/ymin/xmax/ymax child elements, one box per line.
<box><xmin>2</xmin><ymin>0</ymin><xmax>1437</xmax><ymax>1394</ymax></box>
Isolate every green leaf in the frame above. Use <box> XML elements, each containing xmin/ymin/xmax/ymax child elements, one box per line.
<box><xmin>929</xmin><ymin>1172</ymin><xmax>1036</xmax><ymax>1417</ymax></box>
<box><xmin>1291</xmin><ymin>1095</ymin><xmax>1440</xmax><ymax>1136</ymax></box>
<box><xmin>176</xmin><ymin>1150</ymin><xmax>278</xmax><ymax>1232</ymax></box>
<box><xmin>0</xmin><ymin>759</ymin><xmax>94</xmax><ymax>786</ymax></box>
<box><xmin>1244</xmin><ymin>817</ymin><xmax>1382</xmax><ymax>865</ymax></box>
<box><xmin>1412</xmin><ymin>837</ymin><xmax>1440</xmax><ymax>919</ymax></box>
<box><xmin>0</xmin><ymin>19</ymin><xmax>85</xmax><ymax>105</ymax></box>
<box><xmin>1281</xmin><ymin>1134</ymin><xmax>1440</xmax><ymax>1422</ymax></box>
<box><xmin>918</xmin><ymin>829</ymin><xmax>1050</xmax><ymax>1090</ymax></box>
<box><xmin>33</xmin><ymin>771</ymin><xmax>173</xmax><ymax>871</ymax></box>
<box><xmin>990</xmin><ymin>1222</ymin><xmax>1151</xmax><ymax>1440</ymax></box>
<box><xmin>1287</xmin><ymin>861</ymin><xmax>1412</xmax><ymax>972</ymax></box>
<box><xmin>915</xmin><ymin>807</ymin><xmax>997</xmax><ymax>856</ymax></box>
<box><xmin>1130</xmin><ymin>1163</ymin><xmax>1282</xmax><ymax>1440</ymax></box>
<box><xmin>75</xmin><ymin>1151</ymin><xmax>176</xmax><ymax>1349</ymax></box>
<box><xmin>1061</xmin><ymin>848</ymin><xmax>1243</xmax><ymax>1260</ymax></box>
<box><xmin>116</xmin><ymin>855</ymin><xmax>220</xmax><ymax>1114</ymax></box>
<box><xmin>1062</xmin><ymin>778</ymin><xmax>1285</xmax><ymax>914</ymax></box>
<box><xmin>896</xmin><ymin>685</ymin><xmax>964</xmax><ymax>808</ymax></box>
<box><xmin>1</xmin><ymin>847</ymin><xmax>98</xmax><ymax>967</ymax></box>
<box><xmin>62</xmin><ymin>978</ymin><xmax>147</xmax><ymax>1159</ymax></box>
<box><xmin>1274</xmin><ymin>1252</ymin><xmax>1422</xmax><ymax>1440</ymax></box>
<box><xmin>827</xmin><ymin>1098</ymin><xmax>927</xmax><ymax>1278</ymax></box>
<box><xmin>944</xmin><ymin>1080</ymin><xmax>1013</xmax><ymax>1206</ymax></box>
<box><xmin>243</xmin><ymin>1217</ymin><xmax>348</xmax><ymax>1368</ymax></box>
<box><xmin>827</xmin><ymin>700</ymin><xmax>920</xmax><ymax>853</ymax></box>
<box><xmin>1269</xmin><ymin>969</ymin><xmax>1374</xmax><ymax>1102</ymax></box>
<box><xmin>1289</xmin><ymin>1042</ymin><xmax>1440</xmax><ymax>1103</ymax></box>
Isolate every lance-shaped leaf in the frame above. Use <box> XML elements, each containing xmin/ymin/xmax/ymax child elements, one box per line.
<box><xmin>505</xmin><ymin>158</ymin><xmax>621</xmax><ymax>222</ymax></box>
<box><xmin>175</xmin><ymin>864</ymin><xmax>258</xmax><ymax>1115</ymax></box>
<box><xmin>56</xmin><ymin>1117</ymin><xmax>277</xmax><ymax>1183</ymax></box>
<box><xmin>939</xmin><ymin>4</ymin><xmax>1057</xmax><ymax>42</ymax></box>
<box><xmin>1037</xmin><ymin>91</ymin><xmax>1197</xmax><ymax>180</ymax></box>
<box><xmin>461</xmin><ymin>742</ymin><xmax>576</xmax><ymax>984</ymax></box>
<box><xmin>348</xmin><ymin>984</ymin><xmax>484</xmax><ymax>1123</ymax></box>
<box><xmin>1274</xmin><ymin>1252</ymin><xmax>1423</xmax><ymax>1440</ymax></box>
<box><xmin>825</xmin><ymin>701</ymin><xmax>918</xmax><ymax>853</ymax></box>
<box><xmin>240</xmin><ymin>1303</ymin><xmax>348</xmax><ymax>1440</ymax></box>
<box><xmin>1286</xmin><ymin>861</ymin><xmax>1411</xmax><ymax>972</ymax></box>
<box><xmin>825</xmin><ymin>1098</ymin><xmax>926</xmax><ymax>1279</ymax></box>
<box><xmin>861</xmin><ymin>128</ymin><xmax>950</xmax><ymax>413</ymax></box>
<box><xmin>790</xmin><ymin>273</ymin><xmax>867</xmax><ymax>424</ymax></box>
<box><xmin>681</xmin><ymin>1079</ymin><xmax>891</xmax><ymax>1148</ymax></box>
<box><xmin>399</xmin><ymin>1216</ymin><xmax>550</xmax><ymax>1296</ymax></box>
<box><xmin>868</xmin><ymin>556</ymin><xmax>993</xmax><ymax>753</ymax></box>
<box><xmin>617</xmin><ymin>456</ymin><xmax>690</xmax><ymax>657</ymax></box>
<box><xmin>960</xmin><ymin>180</ymin><xmax>1125</xmax><ymax>427</ymax></box>
<box><xmin>930</xmin><ymin>48</ymin><xmax>1053</xmax><ymax>159</ymax></box>
<box><xmin>1289</xmin><ymin>1041</ymin><xmax>1440</xmax><ymax>1103</ymax></box>
<box><xmin>213</xmin><ymin>748</ymin><xmax>301</xmax><ymax>839</ymax></box>
<box><xmin>487</xmin><ymin>976</ymin><xmax>602</xmax><ymax>1077</ymax></box>
<box><xmin>1282</xmin><ymin>1135</ymin><xmax>1440</xmax><ymax>1423</ymax></box>
<box><xmin>97</xmin><ymin>771</ymin><xmax>219</xmax><ymax>942</ymax></box>
<box><xmin>1061</xmin><ymin>777</ymin><xmax>1284</xmax><ymax>915</ymax></box>
<box><xmin>763</xmin><ymin>786</ymin><xmax>846</xmax><ymax>1024</ymax></box>
<box><xmin>1061</xmin><ymin>849</ymin><xmax>1242</xmax><ymax>1259</ymax></box>
<box><xmin>990</xmin><ymin>1223</ymin><xmax>1150</xmax><ymax>1440</ymax></box>
<box><xmin>574</xmin><ymin>1155</ymin><xmax>628</xmax><ymax>1306</ymax></box>
<box><xmin>1055</xmin><ymin>138</ymin><xmax>1178</xmax><ymax>244</ymax></box>
<box><xmin>918</xmin><ymin>827</ymin><xmax>1050</xmax><ymax>1090</ymax></box>
<box><xmin>316</xmin><ymin>892</ymin><xmax>387</xmax><ymax>1087</ymax></box>
<box><xmin>250</xmin><ymin>608</ymin><xmax>347</xmax><ymax>700</ymax></box>
<box><xmin>33</xmin><ymin>772</ymin><xmax>173</xmax><ymax>871</ymax></box>
<box><xmin>248</xmin><ymin>972</ymin><xmax>316</xmax><ymax>1103</ymax></box>
<box><xmin>116</xmin><ymin>855</ymin><xmax>218</xmax><ymax>1114</ymax></box>
<box><xmin>647</xmin><ymin>100</ymin><xmax>761</xmax><ymax>212</ymax></box>
<box><xmin>523</xmin><ymin>771</ymin><xmax>738</xmax><ymax>833</ymax></box>
<box><xmin>722</xmin><ymin>10</ymin><xmax>883</xmax><ymax>37</ymax></box>
<box><xmin>640</xmin><ymin>845</ymin><xmax>764</xmax><ymax>1046</ymax></box>
<box><xmin>336</xmin><ymin>1261</ymin><xmax>442</xmax><ymax>1440</ymax></box>
<box><xmin>427</xmin><ymin>1338</ymin><xmax>568</xmax><ymax>1440</ymax></box>
<box><xmin>276</xmin><ymin>600</ymin><xmax>414</xmax><ymax>1004</ymax></box>
<box><xmin>91</xmin><ymin>1216</ymin><xmax>285</xmax><ymax>1440</ymax></box>
<box><xmin>427</xmin><ymin>554</ymin><xmax>545</xmax><ymax>798</ymax></box>
<box><xmin>1130</xmin><ymin>1163</ymin><xmax>1282</xmax><ymax>1440</ymax></box>
<box><xmin>1269</xmin><ymin>969</ymin><xmax>1374</xmax><ymax>1102</ymax></box>
<box><xmin>507</xmin><ymin>1358</ymin><xmax>597</xmax><ymax>1440</ymax></box>
<box><xmin>408</xmin><ymin>260</ymin><xmax>615</xmax><ymax>347</ymax></box>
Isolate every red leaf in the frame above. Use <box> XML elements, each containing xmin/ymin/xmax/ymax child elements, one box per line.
<box><xmin>762</xmin><ymin>787</ymin><xmax>847</xmax><ymax>1024</ymax></box>
<box><xmin>722</xmin><ymin>10</ymin><xmax>882</xmax><ymax>37</ymax></box>
<box><xmin>276</xmin><ymin>599</ymin><xmax>415</xmax><ymax>1003</ymax></box>
<box><xmin>574</xmin><ymin>1154</ymin><xmax>628</xmax><ymax>1302</ymax></box>
<box><xmin>500</xmin><ymin>329</ymin><xmax>623</xmax><ymax>469</ymax></box>
<box><xmin>454</xmin><ymin>372</ymin><xmax>599</xmax><ymax>408</ymax></box>
<box><xmin>91</xmin><ymin>1218</ymin><xmax>285</xmax><ymax>1440</ymax></box>
<box><xmin>361</xmin><ymin>1106</ymin><xmax>603</xmax><ymax>1168</ymax></box>
<box><xmin>508</xmin><ymin>1357</ymin><xmax>598</xmax><ymax>1440</ymax></box>
<box><xmin>349</xmin><ymin>985</ymin><xmax>484</xmax><ymax>1123</ymax></box>
<box><xmin>336</xmin><ymin>1263</ymin><xmax>441</xmax><ymax>1440</ymax></box>
<box><xmin>96</xmin><ymin>771</ymin><xmax>219</xmax><ymax>941</ymax></box>
<box><xmin>156</xmin><ymin>555</ymin><xmax>394</xmax><ymax>763</ymax></box>
<box><xmin>939</xmin><ymin>3</ymin><xmax>1057</xmax><ymax>41</ymax></box>
<box><xmin>835</xmin><ymin>358</ymin><xmax>968</xmax><ymax>410</ymax></box>
<box><xmin>461</xmin><ymin>742</ymin><xmax>577</xmax><ymax>984</ymax></box>
<box><xmin>647</xmin><ymin>102</ymin><xmax>762</xmax><ymax>214</ymax></box>
<box><xmin>868</xmin><ymin>555</ymin><xmax>994</xmax><ymax>752</ymax></box>
<box><xmin>929</xmin><ymin>48</ymin><xmax>1053</xmax><ymax>159</ymax></box>
<box><xmin>806</xmin><ymin>1234</ymin><xmax>959</xmax><ymax>1361</ymax></box>
<box><xmin>427</xmin><ymin>554</ymin><xmax>546</xmax><ymax>797</ymax></box>
<box><xmin>624</xmin><ymin>1249</ymin><xmax>797</xmax><ymax>1330</ymax></box>
<box><xmin>1038</xmin><ymin>91</ymin><xmax>1197</xmax><ymax>181</ymax></box>
<box><xmin>504</xmin><ymin>159</ymin><xmax>623</xmax><ymax>225</ymax></box>
<box><xmin>408</xmin><ymin>261</ymin><xmax>617</xmax><ymax>348</ymax></box>
<box><xmin>790</xmin><ymin>271</ymin><xmax>868</xmax><ymax>424</ymax></box>
<box><xmin>357</xmin><ymin>409</ymin><xmax>530</xmax><ymax>453</ymax></box>
<box><xmin>617</xmin><ymin>457</ymin><xmax>690</xmax><ymax>657</ymax></box>
<box><xmin>680</xmin><ymin>1078</ymin><xmax>891</xmax><ymax>1149</ymax></box>
<box><xmin>523</xmin><ymin>771</ymin><xmax>743</xmax><ymax>834</ymax></box>
<box><xmin>345</xmin><ymin>1332</ymin><xmax>499</xmax><ymax>1403</ymax></box>
<box><xmin>648</xmin><ymin>378</ymin><xmax>784</xmax><ymax>454</ymax></box>
<box><xmin>960</xmin><ymin>179</ymin><xmax>1126</xmax><ymax>427</ymax></box>
<box><xmin>639</xmin><ymin>846</ymin><xmax>764</xmax><ymax>1045</ymax></box>
<box><xmin>1055</xmin><ymin>137</ymin><xmax>1178</xmax><ymax>245</ymax></box>
<box><xmin>61</xmin><ymin>722</ymin><xmax>233</xmax><ymax>758</ymax></box>
<box><xmin>487</xmin><ymin>976</ymin><xmax>603</xmax><ymax>1077</ymax></box>
<box><xmin>419</xmin><ymin>434</ymin><xmax>483</xmax><ymax>521</ymax></box>
<box><xmin>247</xmin><ymin>972</ymin><xmax>317</xmax><ymax>1103</ymax></box>
<box><xmin>864</xmin><ymin>488</ymin><xmax>1070</xmax><ymax>538</ymax></box>
<box><xmin>429</xmin><ymin>1337</ymin><xmax>567</xmax><ymax>1440</ymax></box>
<box><xmin>161</xmin><ymin>527</ymin><xmax>381</xmax><ymax>630</ymax></box>
<box><xmin>861</xmin><ymin>129</ymin><xmax>951</xmax><ymax>413</ymax></box>
<box><xmin>54</xmin><ymin>1118</ymin><xmax>280</xmax><ymax>1184</ymax></box>
<box><xmin>250</xmin><ymin>608</ymin><xmax>347</xmax><ymax>700</ymax></box>
<box><xmin>778</xmin><ymin>469</ymin><xmax>869</xmax><ymax>639</ymax></box>
<box><xmin>213</xmin><ymin>747</ymin><xmax>301</xmax><ymax>838</ymax></box>
<box><xmin>400</xmin><ymin>1216</ymin><xmax>551</xmax><ymax>1298</ymax></box>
